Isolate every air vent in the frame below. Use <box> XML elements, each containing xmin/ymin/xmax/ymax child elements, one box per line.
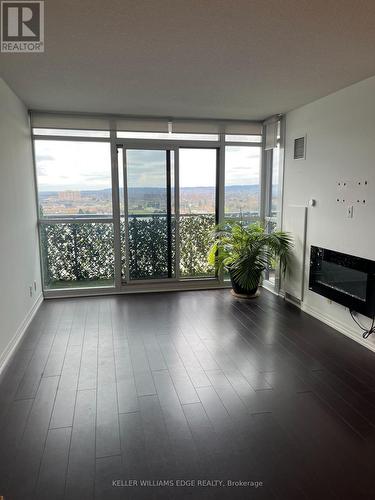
<box><xmin>285</xmin><ymin>292</ymin><xmax>302</xmax><ymax>307</ymax></box>
<box><xmin>294</xmin><ymin>136</ymin><xmax>306</xmax><ymax>160</ymax></box>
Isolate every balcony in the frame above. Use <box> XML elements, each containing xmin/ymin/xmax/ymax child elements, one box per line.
<box><xmin>40</xmin><ymin>214</ymin><xmax>216</xmax><ymax>289</ymax></box>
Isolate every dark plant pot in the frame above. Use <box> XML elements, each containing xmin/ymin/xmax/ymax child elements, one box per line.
<box><xmin>228</xmin><ymin>268</ymin><xmax>261</xmax><ymax>298</ymax></box>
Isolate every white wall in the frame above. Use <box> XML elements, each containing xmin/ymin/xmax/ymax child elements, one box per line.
<box><xmin>283</xmin><ymin>75</ymin><xmax>375</xmax><ymax>350</ymax></box>
<box><xmin>0</xmin><ymin>78</ymin><xmax>42</xmax><ymax>369</ymax></box>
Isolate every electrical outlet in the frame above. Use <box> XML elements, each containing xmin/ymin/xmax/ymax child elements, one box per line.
<box><xmin>347</xmin><ymin>205</ymin><xmax>353</xmax><ymax>218</ymax></box>
<box><xmin>29</xmin><ymin>286</ymin><xmax>33</xmax><ymax>297</ymax></box>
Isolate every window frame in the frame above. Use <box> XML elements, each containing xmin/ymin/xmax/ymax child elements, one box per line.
<box><xmin>262</xmin><ymin>117</ymin><xmax>286</xmax><ymax>293</ymax></box>
<box><xmin>31</xmin><ymin>125</ymin><xmax>273</xmax><ymax>298</ymax></box>
<box><xmin>224</xmin><ymin>144</ymin><xmax>262</xmax><ymax>223</ymax></box>
<box><xmin>33</xmin><ymin>136</ymin><xmax>115</xmax><ymax>290</ymax></box>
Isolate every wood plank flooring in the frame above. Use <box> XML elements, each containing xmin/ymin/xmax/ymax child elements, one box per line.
<box><xmin>1</xmin><ymin>289</ymin><xmax>375</xmax><ymax>499</ymax></box>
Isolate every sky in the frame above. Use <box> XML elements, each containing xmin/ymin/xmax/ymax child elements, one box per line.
<box><xmin>35</xmin><ymin>140</ymin><xmax>261</xmax><ymax>191</ymax></box>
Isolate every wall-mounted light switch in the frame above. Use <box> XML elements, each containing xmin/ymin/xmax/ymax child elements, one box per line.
<box><xmin>347</xmin><ymin>205</ymin><xmax>353</xmax><ymax>218</ymax></box>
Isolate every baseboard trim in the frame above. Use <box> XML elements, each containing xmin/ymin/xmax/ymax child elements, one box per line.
<box><xmin>261</xmin><ymin>282</ymin><xmax>279</xmax><ymax>296</ymax></box>
<box><xmin>301</xmin><ymin>302</ymin><xmax>375</xmax><ymax>354</ymax></box>
<box><xmin>44</xmin><ymin>281</ymin><xmax>231</xmax><ymax>299</ymax></box>
<box><xmin>0</xmin><ymin>293</ymin><xmax>43</xmax><ymax>376</ymax></box>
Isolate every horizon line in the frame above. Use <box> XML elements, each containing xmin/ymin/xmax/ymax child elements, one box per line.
<box><xmin>38</xmin><ymin>184</ymin><xmax>263</xmax><ymax>192</ymax></box>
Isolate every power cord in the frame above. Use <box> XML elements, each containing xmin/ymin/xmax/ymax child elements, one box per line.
<box><xmin>350</xmin><ymin>309</ymin><xmax>375</xmax><ymax>339</ymax></box>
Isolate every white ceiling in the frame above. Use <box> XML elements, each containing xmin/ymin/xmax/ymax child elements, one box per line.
<box><xmin>1</xmin><ymin>0</ymin><xmax>375</xmax><ymax>120</ymax></box>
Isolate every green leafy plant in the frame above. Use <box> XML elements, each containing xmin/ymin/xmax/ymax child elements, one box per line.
<box><xmin>208</xmin><ymin>221</ymin><xmax>293</xmax><ymax>293</ymax></box>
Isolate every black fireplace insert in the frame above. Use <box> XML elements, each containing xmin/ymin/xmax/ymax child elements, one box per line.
<box><xmin>309</xmin><ymin>246</ymin><xmax>375</xmax><ymax>318</ymax></box>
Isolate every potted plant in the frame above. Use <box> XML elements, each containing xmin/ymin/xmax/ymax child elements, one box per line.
<box><xmin>208</xmin><ymin>221</ymin><xmax>292</xmax><ymax>298</ymax></box>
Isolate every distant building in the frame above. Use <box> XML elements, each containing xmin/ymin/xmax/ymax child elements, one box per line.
<box><xmin>58</xmin><ymin>190</ymin><xmax>81</xmax><ymax>201</ymax></box>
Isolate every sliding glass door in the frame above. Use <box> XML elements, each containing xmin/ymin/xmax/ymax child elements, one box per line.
<box><xmin>117</xmin><ymin>145</ymin><xmax>218</xmax><ymax>285</ymax></box>
<box><xmin>179</xmin><ymin>148</ymin><xmax>217</xmax><ymax>278</ymax></box>
<box><xmin>119</xmin><ymin>147</ymin><xmax>175</xmax><ymax>282</ymax></box>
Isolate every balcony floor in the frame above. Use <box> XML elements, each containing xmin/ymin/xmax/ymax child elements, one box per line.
<box><xmin>1</xmin><ymin>289</ymin><xmax>375</xmax><ymax>499</ymax></box>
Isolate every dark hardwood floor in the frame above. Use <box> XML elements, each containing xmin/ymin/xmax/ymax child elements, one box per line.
<box><xmin>1</xmin><ymin>289</ymin><xmax>375</xmax><ymax>499</ymax></box>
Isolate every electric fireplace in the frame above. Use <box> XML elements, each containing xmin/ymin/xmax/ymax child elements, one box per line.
<box><xmin>309</xmin><ymin>246</ymin><xmax>375</xmax><ymax>318</ymax></box>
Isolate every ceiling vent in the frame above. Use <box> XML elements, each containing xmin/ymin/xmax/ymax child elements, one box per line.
<box><xmin>294</xmin><ymin>136</ymin><xmax>306</xmax><ymax>160</ymax></box>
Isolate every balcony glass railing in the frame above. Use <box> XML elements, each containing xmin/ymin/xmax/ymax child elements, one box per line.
<box><xmin>40</xmin><ymin>221</ymin><xmax>115</xmax><ymax>289</ymax></box>
<box><xmin>179</xmin><ymin>214</ymin><xmax>215</xmax><ymax>278</ymax></box>
<box><xmin>121</xmin><ymin>215</ymin><xmax>175</xmax><ymax>281</ymax></box>
<box><xmin>40</xmin><ymin>222</ymin><xmax>114</xmax><ymax>288</ymax></box>
<box><xmin>40</xmin><ymin>214</ymin><xmax>216</xmax><ymax>289</ymax></box>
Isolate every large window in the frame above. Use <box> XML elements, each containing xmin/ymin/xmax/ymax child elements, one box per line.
<box><xmin>34</xmin><ymin>140</ymin><xmax>114</xmax><ymax>289</ymax></box>
<box><xmin>225</xmin><ymin>146</ymin><xmax>261</xmax><ymax>222</ymax></box>
<box><xmin>35</xmin><ymin>141</ymin><xmax>112</xmax><ymax>217</ymax></box>
<box><xmin>32</xmin><ymin>119</ymin><xmax>271</xmax><ymax>294</ymax></box>
<box><xmin>117</xmin><ymin>131</ymin><xmax>218</xmax><ymax>141</ymax></box>
<box><xmin>33</xmin><ymin>128</ymin><xmax>110</xmax><ymax>138</ymax></box>
<box><xmin>270</xmin><ymin>142</ymin><xmax>280</xmax><ymax>218</ymax></box>
<box><xmin>264</xmin><ymin>120</ymin><xmax>283</xmax><ymax>287</ymax></box>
